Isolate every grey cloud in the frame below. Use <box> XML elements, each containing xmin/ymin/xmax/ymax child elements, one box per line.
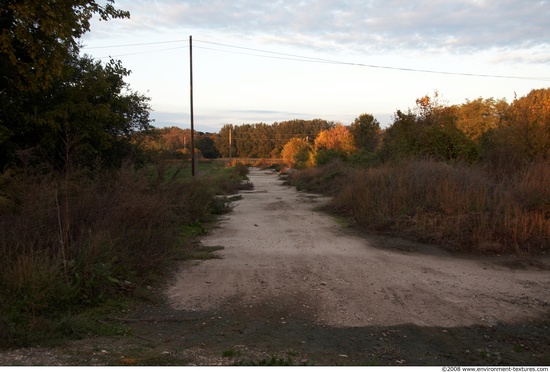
<box><xmin>113</xmin><ymin>0</ymin><xmax>549</xmax><ymax>59</ymax></box>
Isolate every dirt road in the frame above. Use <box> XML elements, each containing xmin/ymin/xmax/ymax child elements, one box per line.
<box><xmin>2</xmin><ymin>167</ymin><xmax>549</xmax><ymax>366</ymax></box>
<box><xmin>168</xmin><ymin>168</ymin><xmax>549</xmax><ymax>328</ymax></box>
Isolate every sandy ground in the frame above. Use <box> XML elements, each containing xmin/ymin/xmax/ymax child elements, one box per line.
<box><xmin>167</xmin><ymin>167</ymin><xmax>550</xmax><ymax>329</ymax></box>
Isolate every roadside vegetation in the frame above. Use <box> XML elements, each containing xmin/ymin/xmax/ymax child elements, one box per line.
<box><xmin>0</xmin><ymin>1</ymin><xmax>250</xmax><ymax>348</ymax></box>
<box><xmin>0</xmin><ymin>159</ymin><xmax>250</xmax><ymax>348</ymax></box>
<box><xmin>286</xmin><ymin>92</ymin><xmax>549</xmax><ymax>255</ymax></box>
<box><xmin>289</xmin><ymin>159</ymin><xmax>548</xmax><ymax>255</ymax></box>
<box><xmin>1</xmin><ymin>0</ymin><xmax>548</xmax><ymax>353</ymax></box>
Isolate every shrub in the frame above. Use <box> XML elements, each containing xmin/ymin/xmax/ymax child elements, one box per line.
<box><xmin>291</xmin><ymin>159</ymin><xmax>549</xmax><ymax>255</ymax></box>
<box><xmin>0</xmin><ymin>161</ymin><xmax>244</xmax><ymax>347</ymax></box>
<box><xmin>313</xmin><ymin>148</ymin><xmax>346</xmax><ymax>165</ymax></box>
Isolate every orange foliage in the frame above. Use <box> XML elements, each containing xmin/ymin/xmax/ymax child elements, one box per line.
<box><xmin>314</xmin><ymin>124</ymin><xmax>356</xmax><ymax>155</ymax></box>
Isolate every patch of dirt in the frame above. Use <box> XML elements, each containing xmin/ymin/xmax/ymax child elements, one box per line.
<box><xmin>1</xmin><ymin>168</ymin><xmax>549</xmax><ymax>366</ymax></box>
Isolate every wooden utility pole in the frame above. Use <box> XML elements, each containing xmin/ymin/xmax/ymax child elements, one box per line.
<box><xmin>189</xmin><ymin>35</ymin><xmax>196</xmax><ymax>176</ymax></box>
<box><xmin>229</xmin><ymin>127</ymin><xmax>232</xmax><ymax>163</ymax></box>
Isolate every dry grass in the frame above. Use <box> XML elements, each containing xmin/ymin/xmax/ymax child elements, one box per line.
<box><xmin>0</xmin><ymin>161</ymin><xmax>249</xmax><ymax>347</ymax></box>
<box><xmin>290</xmin><ymin>159</ymin><xmax>549</xmax><ymax>255</ymax></box>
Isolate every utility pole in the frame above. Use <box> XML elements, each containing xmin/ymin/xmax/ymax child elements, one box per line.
<box><xmin>229</xmin><ymin>127</ymin><xmax>232</xmax><ymax>163</ymax></box>
<box><xmin>189</xmin><ymin>35</ymin><xmax>196</xmax><ymax>176</ymax></box>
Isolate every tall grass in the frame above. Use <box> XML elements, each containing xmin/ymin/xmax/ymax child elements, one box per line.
<box><xmin>0</xmin><ymin>161</ymin><xmax>249</xmax><ymax>347</ymax></box>
<box><xmin>289</xmin><ymin>159</ymin><xmax>549</xmax><ymax>255</ymax></box>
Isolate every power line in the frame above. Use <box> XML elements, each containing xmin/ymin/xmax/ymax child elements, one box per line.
<box><xmin>194</xmin><ymin>39</ymin><xmax>338</xmax><ymax>64</ymax></box>
<box><xmin>82</xmin><ymin>39</ymin><xmax>188</xmax><ymax>49</ymax></box>
<box><xmin>194</xmin><ymin>45</ymin><xmax>337</xmax><ymax>65</ymax></box>
<box><xmin>194</xmin><ymin>39</ymin><xmax>550</xmax><ymax>81</ymax></box>
<box><xmin>92</xmin><ymin>46</ymin><xmax>186</xmax><ymax>59</ymax></box>
<box><xmin>81</xmin><ymin>37</ymin><xmax>550</xmax><ymax>81</ymax></box>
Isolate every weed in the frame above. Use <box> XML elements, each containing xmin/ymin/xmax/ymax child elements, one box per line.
<box><xmin>289</xmin><ymin>159</ymin><xmax>549</xmax><ymax>254</ymax></box>
<box><xmin>237</xmin><ymin>355</ymin><xmax>295</xmax><ymax>366</ymax></box>
<box><xmin>222</xmin><ymin>348</ymin><xmax>240</xmax><ymax>358</ymax></box>
<box><xmin>0</xmin><ymin>161</ymin><xmax>247</xmax><ymax>348</ymax></box>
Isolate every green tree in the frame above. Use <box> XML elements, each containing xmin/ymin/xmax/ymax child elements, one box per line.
<box><xmin>0</xmin><ymin>0</ymin><xmax>130</xmax><ymax>169</ymax></box>
<box><xmin>22</xmin><ymin>55</ymin><xmax>152</xmax><ymax>168</ymax></box>
<box><xmin>380</xmin><ymin>109</ymin><xmax>419</xmax><ymax>161</ymax></box>
<box><xmin>213</xmin><ymin>125</ymin><xmax>236</xmax><ymax>158</ymax></box>
<box><xmin>0</xmin><ymin>0</ymin><xmax>128</xmax><ymax>93</ymax></box>
<box><xmin>195</xmin><ymin>133</ymin><xmax>220</xmax><ymax>158</ymax></box>
<box><xmin>349</xmin><ymin>113</ymin><xmax>381</xmax><ymax>152</ymax></box>
<box><xmin>381</xmin><ymin>94</ymin><xmax>478</xmax><ymax>163</ymax></box>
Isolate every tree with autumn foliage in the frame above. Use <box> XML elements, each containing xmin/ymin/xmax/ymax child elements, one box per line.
<box><xmin>281</xmin><ymin>137</ymin><xmax>312</xmax><ymax>169</ymax></box>
<box><xmin>454</xmin><ymin>98</ymin><xmax>507</xmax><ymax>142</ymax></box>
<box><xmin>313</xmin><ymin>124</ymin><xmax>356</xmax><ymax>164</ymax></box>
<box><xmin>381</xmin><ymin>93</ymin><xmax>478</xmax><ymax>162</ymax></box>
<box><xmin>480</xmin><ymin>88</ymin><xmax>550</xmax><ymax>174</ymax></box>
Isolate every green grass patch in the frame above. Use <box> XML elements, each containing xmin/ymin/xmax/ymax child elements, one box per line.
<box><xmin>222</xmin><ymin>348</ymin><xmax>240</xmax><ymax>358</ymax></box>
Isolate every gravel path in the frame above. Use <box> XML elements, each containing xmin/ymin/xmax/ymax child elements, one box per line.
<box><xmin>167</xmin><ymin>168</ymin><xmax>550</xmax><ymax>328</ymax></box>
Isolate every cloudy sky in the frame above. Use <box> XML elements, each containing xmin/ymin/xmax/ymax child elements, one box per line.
<box><xmin>81</xmin><ymin>0</ymin><xmax>550</xmax><ymax>132</ymax></box>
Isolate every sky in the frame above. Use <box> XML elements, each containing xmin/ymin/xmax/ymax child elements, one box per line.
<box><xmin>80</xmin><ymin>0</ymin><xmax>550</xmax><ymax>132</ymax></box>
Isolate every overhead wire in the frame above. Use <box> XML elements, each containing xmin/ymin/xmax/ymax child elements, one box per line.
<box><xmin>193</xmin><ymin>39</ymin><xmax>550</xmax><ymax>81</ymax></box>
<box><xmin>82</xmin><ymin>38</ymin><xmax>550</xmax><ymax>81</ymax></box>
<box><xmin>82</xmin><ymin>39</ymin><xmax>188</xmax><ymax>49</ymax></box>
<box><xmin>92</xmin><ymin>46</ymin><xmax>187</xmax><ymax>59</ymax></box>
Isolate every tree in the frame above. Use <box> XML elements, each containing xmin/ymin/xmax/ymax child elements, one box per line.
<box><xmin>0</xmin><ymin>0</ymin><xmax>131</xmax><ymax>169</ymax></box>
<box><xmin>380</xmin><ymin>109</ymin><xmax>419</xmax><ymax>161</ymax></box>
<box><xmin>480</xmin><ymin>88</ymin><xmax>550</xmax><ymax>173</ymax></box>
<box><xmin>0</xmin><ymin>0</ymin><xmax>128</xmax><ymax>92</ymax></box>
<box><xmin>455</xmin><ymin>98</ymin><xmax>507</xmax><ymax>142</ymax></box>
<box><xmin>312</xmin><ymin>124</ymin><xmax>356</xmax><ymax>165</ymax></box>
<box><xmin>281</xmin><ymin>137</ymin><xmax>312</xmax><ymax>168</ymax></box>
<box><xmin>211</xmin><ymin>119</ymin><xmax>334</xmax><ymax>159</ymax></box>
<box><xmin>212</xmin><ymin>125</ymin><xmax>235</xmax><ymax>158</ymax></box>
<box><xmin>195</xmin><ymin>134</ymin><xmax>220</xmax><ymax>159</ymax></box>
<box><xmin>314</xmin><ymin>124</ymin><xmax>356</xmax><ymax>155</ymax></box>
<box><xmin>505</xmin><ymin>88</ymin><xmax>550</xmax><ymax>161</ymax></box>
<box><xmin>349</xmin><ymin>113</ymin><xmax>381</xmax><ymax>152</ymax></box>
<box><xmin>381</xmin><ymin>94</ymin><xmax>478</xmax><ymax>163</ymax></box>
<box><xmin>24</xmin><ymin>55</ymin><xmax>152</xmax><ymax>168</ymax></box>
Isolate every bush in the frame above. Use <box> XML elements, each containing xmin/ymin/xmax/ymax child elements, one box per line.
<box><xmin>347</xmin><ymin>150</ymin><xmax>382</xmax><ymax>167</ymax></box>
<box><xmin>314</xmin><ymin>148</ymin><xmax>346</xmax><ymax>165</ymax></box>
<box><xmin>287</xmin><ymin>159</ymin><xmax>347</xmax><ymax>195</ymax></box>
<box><xmin>0</xmin><ymin>161</ymin><xmax>245</xmax><ymax>347</ymax></box>
<box><xmin>290</xmin><ymin>159</ymin><xmax>549</xmax><ymax>255</ymax></box>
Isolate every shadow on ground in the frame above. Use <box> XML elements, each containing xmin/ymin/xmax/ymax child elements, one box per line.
<box><xmin>88</xmin><ymin>298</ymin><xmax>550</xmax><ymax>366</ymax></box>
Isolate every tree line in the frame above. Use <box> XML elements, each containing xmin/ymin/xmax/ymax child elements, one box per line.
<box><xmin>2</xmin><ymin>0</ymin><xmax>546</xmax><ymax>175</ymax></box>
<box><xmin>147</xmin><ymin>88</ymin><xmax>549</xmax><ymax>177</ymax></box>
<box><xmin>1</xmin><ymin>0</ymin><xmax>548</xmax><ymax>348</ymax></box>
